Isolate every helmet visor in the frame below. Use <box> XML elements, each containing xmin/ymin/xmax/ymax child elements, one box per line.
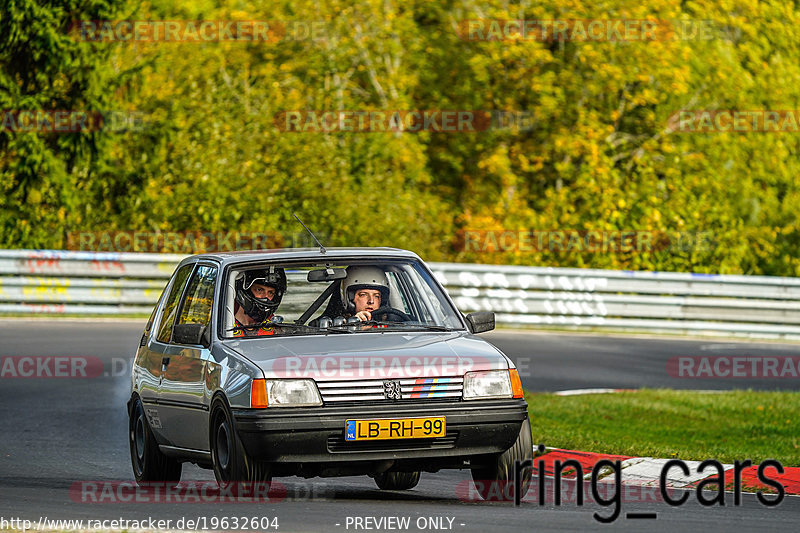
<box><xmin>243</xmin><ymin>270</ymin><xmax>283</xmax><ymax>291</ymax></box>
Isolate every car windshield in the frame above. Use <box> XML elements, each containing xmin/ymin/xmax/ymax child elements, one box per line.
<box><xmin>221</xmin><ymin>259</ymin><xmax>464</xmax><ymax>338</ymax></box>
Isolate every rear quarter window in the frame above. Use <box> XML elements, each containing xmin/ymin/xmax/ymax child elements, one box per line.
<box><xmin>156</xmin><ymin>264</ymin><xmax>194</xmax><ymax>343</ymax></box>
<box><xmin>178</xmin><ymin>265</ymin><xmax>217</xmax><ymax>327</ymax></box>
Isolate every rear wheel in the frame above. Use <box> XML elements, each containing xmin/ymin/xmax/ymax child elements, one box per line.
<box><xmin>471</xmin><ymin>418</ymin><xmax>533</xmax><ymax>501</ymax></box>
<box><xmin>128</xmin><ymin>396</ymin><xmax>182</xmax><ymax>484</ymax></box>
<box><xmin>210</xmin><ymin>398</ymin><xmax>271</xmax><ymax>487</ymax></box>
<box><xmin>374</xmin><ymin>471</ymin><xmax>421</xmax><ymax>490</ymax></box>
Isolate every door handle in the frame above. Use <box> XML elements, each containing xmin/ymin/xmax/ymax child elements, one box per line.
<box><xmin>161</xmin><ymin>357</ymin><xmax>170</xmax><ymax>372</ymax></box>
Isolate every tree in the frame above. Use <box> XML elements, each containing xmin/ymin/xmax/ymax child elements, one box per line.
<box><xmin>0</xmin><ymin>0</ymin><xmax>138</xmax><ymax>246</ymax></box>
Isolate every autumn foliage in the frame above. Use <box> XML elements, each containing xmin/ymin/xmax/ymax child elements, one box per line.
<box><xmin>2</xmin><ymin>0</ymin><xmax>799</xmax><ymax>275</ymax></box>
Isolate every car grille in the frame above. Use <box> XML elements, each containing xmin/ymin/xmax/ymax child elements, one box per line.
<box><xmin>316</xmin><ymin>377</ymin><xmax>463</xmax><ymax>403</ymax></box>
<box><xmin>326</xmin><ymin>431</ymin><xmax>459</xmax><ymax>453</ymax></box>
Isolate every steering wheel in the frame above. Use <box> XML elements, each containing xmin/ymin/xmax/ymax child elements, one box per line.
<box><xmin>367</xmin><ymin>305</ymin><xmax>412</xmax><ymax>323</ymax></box>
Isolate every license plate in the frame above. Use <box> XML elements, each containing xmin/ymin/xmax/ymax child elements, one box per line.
<box><xmin>345</xmin><ymin>417</ymin><xmax>446</xmax><ymax>441</ymax></box>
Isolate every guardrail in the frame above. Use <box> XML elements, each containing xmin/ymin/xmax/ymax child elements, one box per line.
<box><xmin>0</xmin><ymin>250</ymin><xmax>180</xmax><ymax>315</ymax></box>
<box><xmin>431</xmin><ymin>263</ymin><xmax>800</xmax><ymax>340</ymax></box>
<box><xmin>2</xmin><ymin>249</ymin><xmax>799</xmax><ymax>340</ymax></box>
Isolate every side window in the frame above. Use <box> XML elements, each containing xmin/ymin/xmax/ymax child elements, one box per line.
<box><xmin>156</xmin><ymin>264</ymin><xmax>194</xmax><ymax>343</ymax></box>
<box><xmin>178</xmin><ymin>265</ymin><xmax>217</xmax><ymax>327</ymax></box>
<box><xmin>414</xmin><ymin>276</ymin><xmax>441</xmax><ymax>323</ymax></box>
<box><xmin>386</xmin><ymin>272</ymin><xmax>412</xmax><ymax>314</ymax></box>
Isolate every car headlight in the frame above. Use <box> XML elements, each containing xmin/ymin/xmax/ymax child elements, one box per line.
<box><xmin>462</xmin><ymin>370</ymin><xmax>513</xmax><ymax>400</ymax></box>
<box><xmin>250</xmin><ymin>378</ymin><xmax>322</xmax><ymax>407</ymax></box>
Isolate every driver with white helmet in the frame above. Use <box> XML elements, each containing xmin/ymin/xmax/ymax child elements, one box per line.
<box><xmin>341</xmin><ymin>266</ymin><xmax>391</xmax><ymax>322</ymax></box>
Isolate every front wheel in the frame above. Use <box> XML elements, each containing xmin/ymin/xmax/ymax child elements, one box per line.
<box><xmin>374</xmin><ymin>471</ymin><xmax>421</xmax><ymax>490</ymax></box>
<box><xmin>128</xmin><ymin>396</ymin><xmax>182</xmax><ymax>484</ymax></box>
<box><xmin>470</xmin><ymin>418</ymin><xmax>533</xmax><ymax>501</ymax></box>
<box><xmin>210</xmin><ymin>398</ymin><xmax>271</xmax><ymax>487</ymax></box>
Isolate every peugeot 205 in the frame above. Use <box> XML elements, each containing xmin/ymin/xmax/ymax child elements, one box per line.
<box><xmin>128</xmin><ymin>247</ymin><xmax>532</xmax><ymax>500</ymax></box>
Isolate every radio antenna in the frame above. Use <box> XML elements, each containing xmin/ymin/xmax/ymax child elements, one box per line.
<box><xmin>293</xmin><ymin>213</ymin><xmax>326</xmax><ymax>254</ymax></box>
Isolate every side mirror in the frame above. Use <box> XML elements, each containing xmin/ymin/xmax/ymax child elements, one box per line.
<box><xmin>173</xmin><ymin>323</ymin><xmax>208</xmax><ymax>346</ymax></box>
<box><xmin>307</xmin><ymin>268</ymin><xmax>347</xmax><ymax>282</ymax></box>
<box><xmin>465</xmin><ymin>312</ymin><xmax>495</xmax><ymax>334</ymax></box>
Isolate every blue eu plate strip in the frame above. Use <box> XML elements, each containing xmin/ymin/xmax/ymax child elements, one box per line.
<box><xmin>345</xmin><ymin>420</ymin><xmax>356</xmax><ymax>441</ymax></box>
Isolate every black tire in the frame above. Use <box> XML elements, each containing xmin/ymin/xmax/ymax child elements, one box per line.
<box><xmin>374</xmin><ymin>471</ymin><xmax>421</xmax><ymax>490</ymax></box>
<box><xmin>128</xmin><ymin>396</ymin><xmax>182</xmax><ymax>484</ymax></box>
<box><xmin>470</xmin><ymin>418</ymin><xmax>533</xmax><ymax>501</ymax></box>
<box><xmin>210</xmin><ymin>398</ymin><xmax>272</xmax><ymax>487</ymax></box>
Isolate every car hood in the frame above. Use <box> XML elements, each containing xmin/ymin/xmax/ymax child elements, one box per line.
<box><xmin>220</xmin><ymin>331</ymin><xmax>509</xmax><ymax>380</ymax></box>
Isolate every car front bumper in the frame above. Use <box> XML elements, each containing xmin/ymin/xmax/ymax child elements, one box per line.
<box><xmin>232</xmin><ymin>399</ymin><xmax>528</xmax><ymax>464</ymax></box>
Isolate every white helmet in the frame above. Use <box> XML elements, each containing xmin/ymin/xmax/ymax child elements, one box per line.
<box><xmin>341</xmin><ymin>266</ymin><xmax>389</xmax><ymax>313</ymax></box>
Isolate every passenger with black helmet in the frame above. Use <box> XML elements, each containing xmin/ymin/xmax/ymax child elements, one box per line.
<box><xmin>233</xmin><ymin>266</ymin><xmax>287</xmax><ymax>337</ymax></box>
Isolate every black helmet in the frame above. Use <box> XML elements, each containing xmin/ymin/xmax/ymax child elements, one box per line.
<box><xmin>235</xmin><ymin>266</ymin><xmax>287</xmax><ymax>322</ymax></box>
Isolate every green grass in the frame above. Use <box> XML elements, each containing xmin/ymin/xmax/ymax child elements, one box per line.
<box><xmin>525</xmin><ymin>389</ymin><xmax>800</xmax><ymax>465</ymax></box>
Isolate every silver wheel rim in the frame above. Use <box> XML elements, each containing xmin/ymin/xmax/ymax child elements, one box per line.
<box><xmin>134</xmin><ymin>416</ymin><xmax>145</xmax><ymax>462</ymax></box>
<box><xmin>215</xmin><ymin>420</ymin><xmax>231</xmax><ymax>472</ymax></box>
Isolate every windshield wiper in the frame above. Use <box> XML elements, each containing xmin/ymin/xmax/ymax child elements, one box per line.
<box><xmin>226</xmin><ymin>322</ymin><xmax>353</xmax><ymax>335</ymax></box>
<box><xmin>226</xmin><ymin>321</ymin><xmax>309</xmax><ymax>332</ymax></box>
<box><xmin>314</xmin><ymin>326</ymin><xmax>353</xmax><ymax>334</ymax></box>
<box><xmin>404</xmin><ymin>324</ymin><xmax>455</xmax><ymax>331</ymax></box>
<box><xmin>357</xmin><ymin>321</ymin><xmax>455</xmax><ymax>332</ymax></box>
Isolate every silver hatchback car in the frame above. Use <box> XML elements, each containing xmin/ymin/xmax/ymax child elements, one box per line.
<box><xmin>128</xmin><ymin>248</ymin><xmax>532</xmax><ymax>499</ymax></box>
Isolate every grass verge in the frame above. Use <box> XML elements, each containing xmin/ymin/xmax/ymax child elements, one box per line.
<box><xmin>525</xmin><ymin>388</ymin><xmax>800</xmax><ymax>465</ymax></box>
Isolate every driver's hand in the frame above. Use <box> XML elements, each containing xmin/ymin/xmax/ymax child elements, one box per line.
<box><xmin>355</xmin><ymin>310</ymin><xmax>372</xmax><ymax>321</ymax></box>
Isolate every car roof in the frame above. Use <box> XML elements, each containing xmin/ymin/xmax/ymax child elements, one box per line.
<box><xmin>182</xmin><ymin>247</ymin><xmax>422</xmax><ymax>267</ymax></box>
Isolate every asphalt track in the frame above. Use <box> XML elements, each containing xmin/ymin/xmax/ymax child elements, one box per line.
<box><xmin>1</xmin><ymin>320</ymin><xmax>799</xmax><ymax>532</ymax></box>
